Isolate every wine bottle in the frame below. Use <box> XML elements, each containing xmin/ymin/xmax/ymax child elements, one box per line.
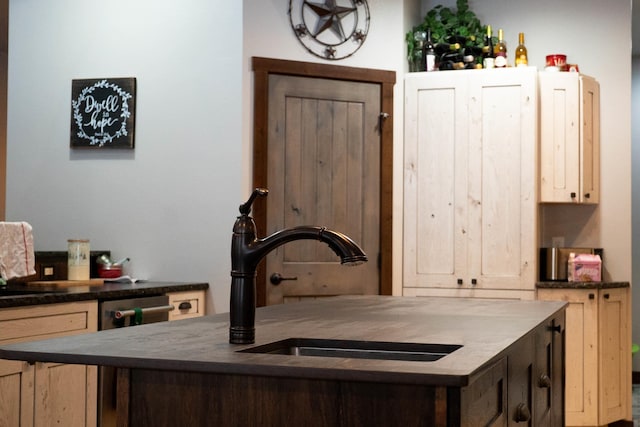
<box><xmin>424</xmin><ymin>28</ymin><xmax>437</xmax><ymax>72</ymax></box>
<box><xmin>515</xmin><ymin>32</ymin><xmax>528</xmax><ymax>67</ymax></box>
<box><xmin>482</xmin><ymin>25</ymin><xmax>494</xmax><ymax>69</ymax></box>
<box><xmin>493</xmin><ymin>28</ymin><xmax>507</xmax><ymax>68</ymax></box>
<box><xmin>434</xmin><ymin>42</ymin><xmax>461</xmax><ymax>56</ymax></box>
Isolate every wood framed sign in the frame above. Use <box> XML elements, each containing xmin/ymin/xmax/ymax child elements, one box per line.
<box><xmin>70</xmin><ymin>77</ymin><xmax>136</xmax><ymax>149</ymax></box>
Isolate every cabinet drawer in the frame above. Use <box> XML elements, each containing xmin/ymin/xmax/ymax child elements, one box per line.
<box><xmin>0</xmin><ymin>301</ymin><xmax>98</xmax><ymax>344</ymax></box>
<box><xmin>168</xmin><ymin>290</ymin><xmax>206</xmax><ymax>321</ymax></box>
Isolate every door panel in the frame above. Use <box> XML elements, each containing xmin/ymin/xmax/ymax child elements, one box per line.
<box><xmin>266</xmin><ymin>74</ymin><xmax>380</xmax><ymax>305</ymax></box>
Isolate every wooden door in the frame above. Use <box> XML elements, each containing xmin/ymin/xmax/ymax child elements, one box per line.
<box><xmin>252</xmin><ymin>58</ymin><xmax>395</xmax><ymax>307</ymax></box>
<box><xmin>264</xmin><ymin>74</ymin><xmax>380</xmax><ymax>305</ymax></box>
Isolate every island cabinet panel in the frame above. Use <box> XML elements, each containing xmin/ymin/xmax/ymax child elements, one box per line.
<box><xmin>0</xmin><ymin>301</ymin><xmax>98</xmax><ymax>427</ymax></box>
<box><xmin>114</xmin><ymin>310</ymin><xmax>564</xmax><ymax>427</ymax></box>
<box><xmin>403</xmin><ymin>68</ymin><xmax>538</xmax><ymax>300</ymax></box>
<box><xmin>537</xmin><ymin>286</ymin><xmax>631</xmax><ymax>426</ymax></box>
<box><xmin>116</xmin><ymin>370</ymin><xmax>448</xmax><ymax>427</ymax></box>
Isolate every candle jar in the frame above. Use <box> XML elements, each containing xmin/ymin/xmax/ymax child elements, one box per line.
<box><xmin>68</xmin><ymin>239</ymin><xmax>90</xmax><ymax>280</ymax></box>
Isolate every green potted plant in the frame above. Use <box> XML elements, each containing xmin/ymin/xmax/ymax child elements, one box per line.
<box><xmin>406</xmin><ymin>0</ymin><xmax>486</xmax><ymax>71</ymax></box>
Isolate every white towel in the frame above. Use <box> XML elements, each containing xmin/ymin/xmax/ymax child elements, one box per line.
<box><xmin>0</xmin><ymin>222</ymin><xmax>36</xmax><ymax>280</ymax></box>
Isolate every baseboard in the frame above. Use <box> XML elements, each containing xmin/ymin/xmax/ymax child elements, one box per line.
<box><xmin>633</xmin><ymin>371</ymin><xmax>640</xmax><ymax>384</ymax></box>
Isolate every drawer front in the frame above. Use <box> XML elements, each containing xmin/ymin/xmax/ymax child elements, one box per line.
<box><xmin>0</xmin><ymin>301</ymin><xmax>98</xmax><ymax>344</ymax></box>
<box><xmin>168</xmin><ymin>290</ymin><xmax>206</xmax><ymax>321</ymax></box>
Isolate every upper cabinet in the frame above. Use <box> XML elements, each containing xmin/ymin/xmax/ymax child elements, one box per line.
<box><xmin>403</xmin><ymin>68</ymin><xmax>538</xmax><ymax>299</ymax></box>
<box><xmin>539</xmin><ymin>72</ymin><xmax>600</xmax><ymax>204</ymax></box>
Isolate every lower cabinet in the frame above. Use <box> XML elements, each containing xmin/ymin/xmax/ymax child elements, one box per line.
<box><xmin>459</xmin><ymin>311</ymin><xmax>564</xmax><ymax>427</ymax></box>
<box><xmin>167</xmin><ymin>290</ymin><xmax>206</xmax><ymax>320</ymax></box>
<box><xmin>537</xmin><ymin>285</ymin><xmax>631</xmax><ymax>426</ymax></box>
<box><xmin>0</xmin><ymin>301</ymin><xmax>98</xmax><ymax>427</ymax></box>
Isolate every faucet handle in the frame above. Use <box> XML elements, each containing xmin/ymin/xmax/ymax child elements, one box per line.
<box><xmin>239</xmin><ymin>188</ymin><xmax>269</xmax><ymax>215</ymax></box>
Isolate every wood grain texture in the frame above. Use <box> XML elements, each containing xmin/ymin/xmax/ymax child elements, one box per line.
<box><xmin>251</xmin><ymin>57</ymin><xmax>395</xmax><ymax>305</ymax></box>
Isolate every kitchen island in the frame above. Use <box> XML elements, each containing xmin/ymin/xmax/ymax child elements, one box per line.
<box><xmin>0</xmin><ymin>296</ymin><xmax>566</xmax><ymax>426</ymax></box>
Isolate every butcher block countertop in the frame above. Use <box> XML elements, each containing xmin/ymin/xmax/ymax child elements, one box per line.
<box><xmin>0</xmin><ymin>280</ymin><xmax>208</xmax><ymax>308</ymax></box>
<box><xmin>0</xmin><ymin>296</ymin><xmax>566</xmax><ymax>387</ymax></box>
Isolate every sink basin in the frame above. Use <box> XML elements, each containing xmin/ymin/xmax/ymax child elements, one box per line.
<box><xmin>239</xmin><ymin>338</ymin><xmax>462</xmax><ymax>362</ymax></box>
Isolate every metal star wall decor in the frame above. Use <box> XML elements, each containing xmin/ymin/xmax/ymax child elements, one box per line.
<box><xmin>288</xmin><ymin>0</ymin><xmax>370</xmax><ymax>60</ymax></box>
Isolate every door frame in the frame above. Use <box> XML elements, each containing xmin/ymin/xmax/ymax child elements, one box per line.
<box><xmin>251</xmin><ymin>57</ymin><xmax>395</xmax><ymax>306</ymax></box>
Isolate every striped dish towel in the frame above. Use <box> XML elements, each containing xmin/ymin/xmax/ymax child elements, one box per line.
<box><xmin>0</xmin><ymin>222</ymin><xmax>35</xmax><ymax>280</ymax></box>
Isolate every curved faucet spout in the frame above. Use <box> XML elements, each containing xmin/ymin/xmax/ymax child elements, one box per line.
<box><xmin>229</xmin><ymin>190</ymin><xmax>368</xmax><ymax>344</ymax></box>
<box><xmin>234</xmin><ymin>226</ymin><xmax>367</xmax><ymax>276</ymax></box>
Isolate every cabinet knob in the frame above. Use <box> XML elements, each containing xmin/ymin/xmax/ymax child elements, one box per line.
<box><xmin>585</xmin><ymin>192</ymin><xmax>591</xmax><ymax>199</ymax></box>
<box><xmin>538</xmin><ymin>373</ymin><xmax>551</xmax><ymax>388</ymax></box>
<box><xmin>604</xmin><ymin>293</ymin><xmax>610</xmax><ymax>299</ymax></box>
<box><xmin>550</xmin><ymin>324</ymin><xmax>562</xmax><ymax>334</ymax></box>
<box><xmin>513</xmin><ymin>402</ymin><xmax>531</xmax><ymax>423</ymax></box>
<box><xmin>570</xmin><ymin>192</ymin><xmax>577</xmax><ymax>199</ymax></box>
<box><xmin>589</xmin><ymin>293</ymin><xmax>595</xmax><ymax>299</ymax></box>
<box><xmin>471</xmin><ymin>278</ymin><xmax>477</xmax><ymax>285</ymax></box>
<box><xmin>457</xmin><ymin>278</ymin><xmax>463</xmax><ymax>285</ymax></box>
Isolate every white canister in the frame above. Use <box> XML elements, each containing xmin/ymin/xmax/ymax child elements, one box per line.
<box><xmin>68</xmin><ymin>239</ymin><xmax>90</xmax><ymax>280</ymax></box>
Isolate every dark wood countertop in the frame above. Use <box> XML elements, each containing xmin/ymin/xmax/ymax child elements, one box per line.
<box><xmin>0</xmin><ymin>296</ymin><xmax>566</xmax><ymax>387</ymax></box>
<box><xmin>0</xmin><ymin>281</ymin><xmax>209</xmax><ymax>308</ymax></box>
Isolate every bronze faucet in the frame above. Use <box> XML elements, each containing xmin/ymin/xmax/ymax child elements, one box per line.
<box><xmin>229</xmin><ymin>188</ymin><xmax>368</xmax><ymax>344</ymax></box>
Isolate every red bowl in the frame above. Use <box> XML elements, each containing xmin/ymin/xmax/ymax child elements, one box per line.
<box><xmin>546</xmin><ymin>54</ymin><xmax>567</xmax><ymax>67</ymax></box>
<box><xmin>98</xmin><ymin>266</ymin><xmax>122</xmax><ymax>278</ymax></box>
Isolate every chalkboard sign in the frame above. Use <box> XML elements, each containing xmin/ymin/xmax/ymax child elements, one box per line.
<box><xmin>70</xmin><ymin>77</ymin><xmax>136</xmax><ymax>149</ymax></box>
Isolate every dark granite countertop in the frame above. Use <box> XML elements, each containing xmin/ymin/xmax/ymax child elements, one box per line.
<box><xmin>0</xmin><ymin>281</ymin><xmax>209</xmax><ymax>308</ymax></box>
<box><xmin>0</xmin><ymin>296</ymin><xmax>566</xmax><ymax>387</ymax></box>
<box><xmin>536</xmin><ymin>281</ymin><xmax>629</xmax><ymax>289</ymax></box>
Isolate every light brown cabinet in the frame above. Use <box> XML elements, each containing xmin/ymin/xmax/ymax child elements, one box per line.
<box><xmin>0</xmin><ymin>301</ymin><xmax>98</xmax><ymax>427</ymax></box>
<box><xmin>537</xmin><ymin>285</ymin><xmax>631</xmax><ymax>425</ymax></box>
<box><xmin>539</xmin><ymin>72</ymin><xmax>600</xmax><ymax>204</ymax></box>
<box><xmin>167</xmin><ymin>290</ymin><xmax>206</xmax><ymax>321</ymax></box>
<box><xmin>403</xmin><ymin>68</ymin><xmax>538</xmax><ymax>299</ymax></box>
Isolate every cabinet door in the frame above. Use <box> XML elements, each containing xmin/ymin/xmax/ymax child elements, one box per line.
<box><xmin>539</xmin><ymin>72</ymin><xmax>580</xmax><ymax>203</ymax></box>
<box><xmin>579</xmin><ymin>75</ymin><xmax>600</xmax><ymax>204</ymax></box>
<box><xmin>467</xmin><ymin>68</ymin><xmax>537</xmax><ymax>291</ymax></box>
<box><xmin>539</xmin><ymin>73</ymin><xmax>600</xmax><ymax>204</ymax></box>
<box><xmin>597</xmin><ymin>287</ymin><xmax>631</xmax><ymax>424</ymax></box>
<box><xmin>0</xmin><ymin>360</ymin><xmax>34</xmax><ymax>427</ymax></box>
<box><xmin>404</xmin><ymin>72</ymin><xmax>470</xmax><ymax>289</ymax></box>
<box><xmin>533</xmin><ymin>313</ymin><xmax>565</xmax><ymax>427</ymax></box>
<box><xmin>507</xmin><ymin>333</ymin><xmax>534</xmax><ymax>426</ymax></box>
<box><xmin>34</xmin><ymin>363</ymin><xmax>97</xmax><ymax>427</ymax></box>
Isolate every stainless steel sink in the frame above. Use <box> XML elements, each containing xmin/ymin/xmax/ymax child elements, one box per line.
<box><xmin>239</xmin><ymin>338</ymin><xmax>462</xmax><ymax>362</ymax></box>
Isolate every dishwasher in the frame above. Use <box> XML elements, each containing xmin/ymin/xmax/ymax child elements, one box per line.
<box><xmin>98</xmin><ymin>294</ymin><xmax>174</xmax><ymax>427</ymax></box>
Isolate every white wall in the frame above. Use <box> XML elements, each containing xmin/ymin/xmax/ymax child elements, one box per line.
<box><xmin>7</xmin><ymin>0</ymin><xmax>243</xmax><ymax>313</ymax></box>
